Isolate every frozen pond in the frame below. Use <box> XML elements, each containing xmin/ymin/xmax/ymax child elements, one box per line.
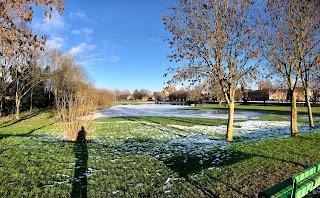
<box><xmin>92</xmin><ymin>104</ymin><xmax>318</xmax><ymax>149</ymax></box>
<box><xmin>93</xmin><ymin>104</ymin><xmax>265</xmax><ymax>120</ymax></box>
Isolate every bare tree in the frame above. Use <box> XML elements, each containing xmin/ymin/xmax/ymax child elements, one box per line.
<box><xmin>301</xmin><ymin>52</ymin><xmax>319</xmax><ymax>128</ymax></box>
<box><xmin>153</xmin><ymin>92</ymin><xmax>165</xmax><ymax>101</ymax></box>
<box><xmin>204</xmin><ymin>80</ymin><xmax>225</xmax><ymax>105</ymax></box>
<box><xmin>258</xmin><ymin>80</ymin><xmax>273</xmax><ymax>104</ymax></box>
<box><xmin>140</xmin><ymin>89</ymin><xmax>151</xmax><ymax>100</ymax></box>
<box><xmin>298</xmin><ymin>1</ymin><xmax>320</xmax><ymax>128</ymax></box>
<box><xmin>163</xmin><ymin>0</ymin><xmax>259</xmax><ymax>141</ymax></box>
<box><xmin>260</xmin><ymin>0</ymin><xmax>320</xmax><ymax>135</ymax></box>
<box><xmin>112</xmin><ymin>89</ymin><xmax>120</xmax><ymax>100</ymax></box>
<box><xmin>53</xmin><ymin>54</ymin><xmax>97</xmax><ymax>141</ymax></box>
<box><xmin>94</xmin><ymin>88</ymin><xmax>114</xmax><ymax>109</ymax></box>
<box><xmin>0</xmin><ymin>0</ymin><xmax>64</xmax><ymax>116</ymax></box>
<box><xmin>133</xmin><ymin>89</ymin><xmax>141</xmax><ymax>100</ymax></box>
<box><xmin>188</xmin><ymin>85</ymin><xmax>203</xmax><ymax>103</ymax></box>
<box><xmin>0</xmin><ymin>0</ymin><xmax>64</xmax><ymax>23</ymax></box>
<box><xmin>4</xmin><ymin>24</ymin><xmax>46</xmax><ymax>119</ymax></box>
<box><xmin>133</xmin><ymin>89</ymin><xmax>151</xmax><ymax>100</ymax></box>
<box><xmin>10</xmin><ymin>60</ymin><xmax>43</xmax><ymax>118</ymax></box>
<box><xmin>0</xmin><ymin>46</ymin><xmax>11</xmax><ymax>117</ymax></box>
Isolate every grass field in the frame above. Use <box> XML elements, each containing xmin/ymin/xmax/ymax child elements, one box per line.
<box><xmin>0</xmin><ymin>106</ymin><xmax>319</xmax><ymax>197</ymax></box>
<box><xmin>187</xmin><ymin>103</ymin><xmax>320</xmax><ymax>117</ymax></box>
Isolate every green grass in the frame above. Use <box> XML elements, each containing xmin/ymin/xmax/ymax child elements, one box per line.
<box><xmin>0</xmin><ymin>109</ymin><xmax>319</xmax><ymax>197</ymax></box>
<box><xmin>187</xmin><ymin>103</ymin><xmax>320</xmax><ymax>116</ymax></box>
<box><xmin>196</xmin><ymin>134</ymin><xmax>320</xmax><ymax>197</ymax></box>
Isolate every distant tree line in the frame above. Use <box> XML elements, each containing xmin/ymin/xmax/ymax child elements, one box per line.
<box><xmin>113</xmin><ymin>89</ymin><xmax>152</xmax><ymax>101</ymax></box>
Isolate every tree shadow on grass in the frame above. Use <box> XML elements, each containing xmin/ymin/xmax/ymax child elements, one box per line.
<box><xmin>71</xmin><ymin>128</ymin><xmax>88</xmax><ymax>198</ymax></box>
<box><xmin>0</xmin><ymin>122</ymin><xmax>54</xmax><ymax>140</ymax></box>
<box><xmin>0</xmin><ymin>110</ymin><xmax>43</xmax><ymax>128</ymax></box>
<box><xmin>163</xmin><ymin>149</ymin><xmax>253</xmax><ymax>178</ymax></box>
<box><xmin>161</xmin><ymin>148</ymin><xmax>254</xmax><ymax>198</ymax></box>
<box><xmin>162</xmin><ymin>146</ymin><xmax>312</xmax><ymax>198</ymax></box>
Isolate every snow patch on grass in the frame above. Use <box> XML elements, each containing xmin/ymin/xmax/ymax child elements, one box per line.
<box><xmin>169</xmin><ymin>120</ymin><xmax>317</xmax><ymax>140</ymax></box>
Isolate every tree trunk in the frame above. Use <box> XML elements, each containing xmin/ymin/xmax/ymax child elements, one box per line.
<box><xmin>241</xmin><ymin>85</ymin><xmax>248</xmax><ymax>105</ymax></box>
<box><xmin>30</xmin><ymin>89</ymin><xmax>33</xmax><ymax>112</ymax></box>
<box><xmin>226</xmin><ymin>101</ymin><xmax>235</xmax><ymax>142</ymax></box>
<box><xmin>290</xmin><ymin>91</ymin><xmax>299</xmax><ymax>136</ymax></box>
<box><xmin>48</xmin><ymin>90</ymin><xmax>51</xmax><ymax>108</ymax></box>
<box><xmin>15</xmin><ymin>92</ymin><xmax>20</xmax><ymax>119</ymax></box>
<box><xmin>0</xmin><ymin>97</ymin><xmax>3</xmax><ymax>117</ymax></box>
<box><xmin>305</xmin><ymin>87</ymin><xmax>314</xmax><ymax>128</ymax></box>
<box><xmin>54</xmin><ymin>88</ymin><xmax>58</xmax><ymax>108</ymax></box>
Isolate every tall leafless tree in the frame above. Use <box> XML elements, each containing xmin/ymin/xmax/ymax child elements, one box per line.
<box><xmin>163</xmin><ymin>0</ymin><xmax>260</xmax><ymax>141</ymax></box>
<box><xmin>260</xmin><ymin>0</ymin><xmax>320</xmax><ymax>135</ymax></box>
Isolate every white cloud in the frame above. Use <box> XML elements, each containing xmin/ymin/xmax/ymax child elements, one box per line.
<box><xmin>69</xmin><ymin>11</ymin><xmax>87</xmax><ymax>20</ymax></box>
<box><xmin>79</xmin><ymin>58</ymin><xmax>106</xmax><ymax>66</ymax></box>
<box><xmin>85</xmin><ymin>53</ymin><xmax>103</xmax><ymax>59</ymax></box>
<box><xmin>69</xmin><ymin>10</ymin><xmax>95</xmax><ymax>23</ymax></box>
<box><xmin>46</xmin><ymin>36</ymin><xmax>64</xmax><ymax>49</ymax></box>
<box><xmin>79</xmin><ymin>55</ymin><xmax>120</xmax><ymax>67</ymax></box>
<box><xmin>71</xmin><ymin>28</ymin><xmax>93</xmax><ymax>42</ymax></box>
<box><xmin>34</xmin><ymin>10</ymin><xmax>65</xmax><ymax>34</ymax></box>
<box><xmin>71</xmin><ymin>28</ymin><xmax>93</xmax><ymax>35</ymax></box>
<box><xmin>68</xmin><ymin>43</ymin><xmax>96</xmax><ymax>55</ymax></box>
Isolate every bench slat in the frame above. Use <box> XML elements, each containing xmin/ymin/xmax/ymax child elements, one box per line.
<box><xmin>295</xmin><ymin>174</ymin><xmax>320</xmax><ymax>198</ymax></box>
<box><xmin>293</xmin><ymin>168</ymin><xmax>317</xmax><ymax>183</ymax></box>
<box><xmin>258</xmin><ymin>163</ymin><xmax>320</xmax><ymax>198</ymax></box>
<box><xmin>258</xmin><ymin>178</ymin><xmax>293</xmax><ymax>198</ymax></box>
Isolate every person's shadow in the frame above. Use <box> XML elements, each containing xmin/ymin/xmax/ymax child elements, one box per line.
<box><xmin>71</xmin><ymin>127</ymin><xmax>88</xmax><ymax>198</ymax></box>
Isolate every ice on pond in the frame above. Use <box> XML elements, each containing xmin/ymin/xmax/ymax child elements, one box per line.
<box><xmin>93</xmin><ymin>104</ymin><xmax>263</xmax><ymax>120</ymax></box>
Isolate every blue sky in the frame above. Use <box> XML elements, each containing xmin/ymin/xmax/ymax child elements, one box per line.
<box><xmin>31</xmin><ymin>0</ymin><xmax>173</xmax><ymax>92</ymax></box>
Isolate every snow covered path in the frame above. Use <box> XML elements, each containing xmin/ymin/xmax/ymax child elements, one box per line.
<box><xmin>93</xmin><ymin>104</ymin><xmax>264</xmax><ymax>120</ymax></box>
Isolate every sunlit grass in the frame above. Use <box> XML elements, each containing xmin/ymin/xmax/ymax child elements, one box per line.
<box><xmin>0</xmin><ymin>109</ymin><xmax>319</xmax><ymax>197</ymax></box>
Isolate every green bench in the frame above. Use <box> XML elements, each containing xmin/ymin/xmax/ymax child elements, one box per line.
<box><xmin>258</xmin><ymin>162</ymin><xmax>320</xmax><ymax>198</ymax></box>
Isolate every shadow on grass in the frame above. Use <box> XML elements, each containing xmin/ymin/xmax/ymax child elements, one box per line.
<box><xmin>71</xmin><ymin>142</ymin><xmax>88</xmax><ymax>198</ymax></box>
<box><xmin>162</xmin><ymin>148</ymin><xmax>254</xmax><ymax>198</ymax></box>
<box><xmin>0</xmin><ymin>122</ymin><xmax>54</xmax><ymax>140</ymax></box>
<box><xmin>0</xmin><ymin>110</ymin><xmax>43</xmax><ymax>128</ymax></box>
<box><xmin>164</xmin><ymin>149</ymin><xmax>253</xmax><ymax>177</ymax></box>
<box><xmin>71</xmin><ymin>127</ymin><xmax>88</xmax><ymax>198</ymax></box>
<box><xmin>162</xmin><ymin>146</ymin><xmax>312</xmax><ymax>197</ymax></box>
<box><xmin>98</xmin><ymin>136</ymin><xmax>254</xmax><ymax>197</ymax></box>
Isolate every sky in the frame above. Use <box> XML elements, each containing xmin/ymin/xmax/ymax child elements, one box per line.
<box><xmin>31</xmin><ymin>0</ymin><xmax>174</xmax><ymax>93</ymax></box>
